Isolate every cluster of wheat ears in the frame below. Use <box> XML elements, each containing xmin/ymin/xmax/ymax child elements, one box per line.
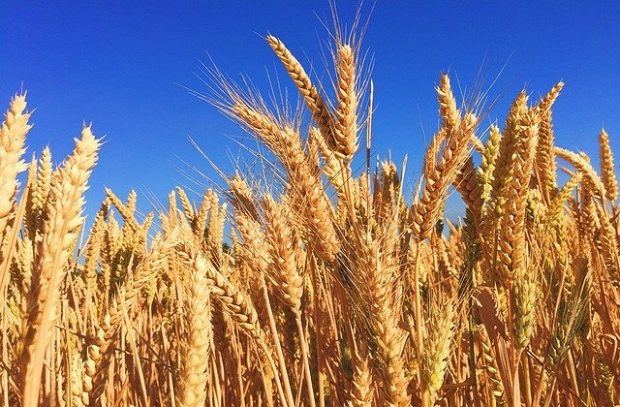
<box><xmin>1</xmin><ymin>29</ymin><xmax>619</xmax><ymax>407</ymax></box>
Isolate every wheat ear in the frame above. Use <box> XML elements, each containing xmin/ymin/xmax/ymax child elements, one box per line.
<box><xmin>349</xmin><ymin>346</ymin><xmax>373</xmax><ymax>407</ymax></box>
<box><xmin>25</xmin><ymin>146</ymin><xmax>53</xmax><ymax>240</ymax></box>
<box><xmin>412</xmin><ymin>110</ymin><xmax>477</xmax><ymax>241</ymax></box>
<box><xmin>599</xmin><ymin>129</ymin><xmax>618</xmax><ymax>201</ymax></box>
<box><xmin>534</xmin><ymin>82</ymin><xmax>563</xmax><ymax>197</ymax></box>
<box><xmin>421</xmin><ymin>304</ymin><xmax>456</xmax><ymax>403</ymax></box>
<box><xmin>20</xmin><ymin>126</ymin><xmax>99</xmax><ymax>407</ymax></box>
<box><xmin>177</xmin><ymin>254</ymin><xmax>212</xmax><ymax>407</ymax></box>
<box><xmin>334</xmin><ymin>44</ymin><xmax>359</xmax><ymax>160</ymax></box>
<box><xmin>490</xmin><ymin>93</ymin><xmax>540</xmax><ymax>286</ymax></box>
<box><xmin>266</xmin><ymin>35</ymin><xmax>335</xmax><ymax>149</ymax></box>
<box><xmin>262</xmin><ymin>196</ymin><xmax>303</xmax><ymax>313</ymax></box>
<box><xmin>0</xmin><ymin>94</ymin><xmax>31</xmax><ymax>241</ymax></box>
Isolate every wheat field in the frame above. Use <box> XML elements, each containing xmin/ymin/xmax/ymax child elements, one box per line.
<box><xmin>1</xmin><ymin>29</ymin><xmax>619</xmax><ymax>407</ymax></box>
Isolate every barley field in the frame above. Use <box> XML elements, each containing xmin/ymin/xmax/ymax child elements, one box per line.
<box><xmin>1</xmin><ymin>25</ymin><xmax>620</xmax><ymax>407</ymax></box>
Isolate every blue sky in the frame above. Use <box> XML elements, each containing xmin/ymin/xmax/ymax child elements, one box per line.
<box><xmin>1</xmin><ymin>2</ymin><xmax>619</xmax><ymax>220</ymax></box>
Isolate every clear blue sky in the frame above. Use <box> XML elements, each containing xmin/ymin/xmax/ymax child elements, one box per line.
<box><xmin>1</xmin><ymin>2</ymin><xmax>619</xmax><ymax>219</ymax></box>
